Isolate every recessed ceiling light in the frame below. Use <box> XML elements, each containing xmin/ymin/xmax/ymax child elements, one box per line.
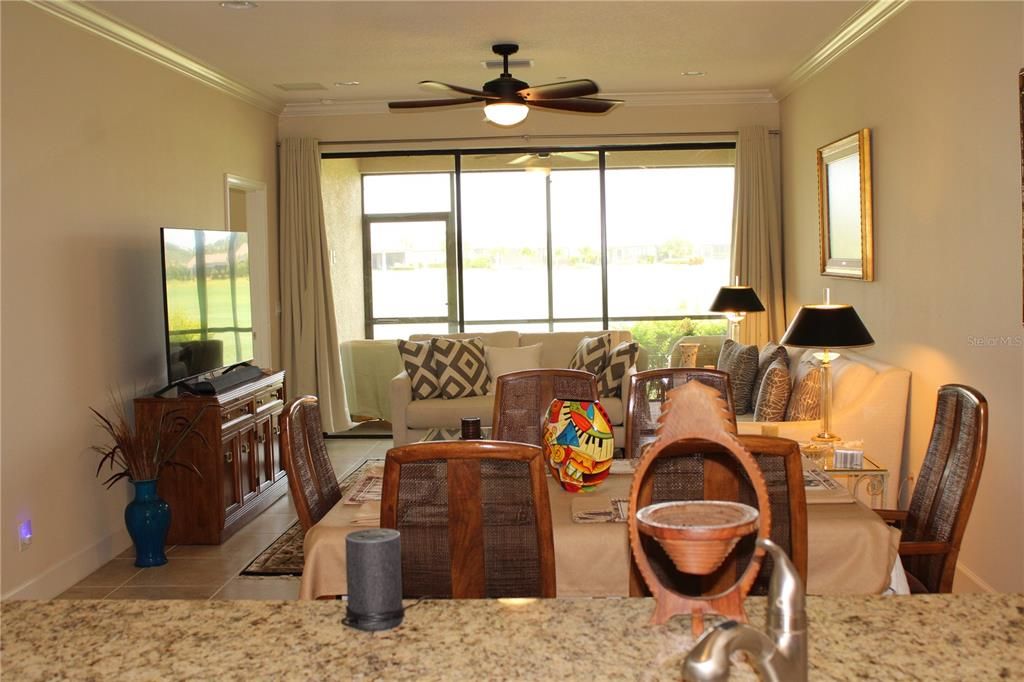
<box><xmin>320</xmin><ymin>99</ymin><xmax>337</xmax><ymax>105</ymax></box>
<box><xmin>335</xmin><ymin>81</ymin><xmax>360</xmax><ymax>87</ymax></box>
<box><xmin>220</xmin><ymin>1</ymin><xmax>258</xmax><ymax>8</ymax></box>
<box><xmin>681</xmin><ymin>71</ymin><xmax>706</xmax><ymax>77</ymax></box>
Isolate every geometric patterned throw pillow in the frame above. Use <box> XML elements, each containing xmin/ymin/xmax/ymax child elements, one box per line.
<box><xmin>396</xmin><ymin>339</ymin><xmax>441</xmax><ymax>400</ymax></box>
<box><xmin>598</xmin><ymin>341</ymin><xmax>638</xmax><ymax>397</ymax></box>
<box><xmin>753</xmin><ymin>358</ymin><xmax>791</xmax><ymax>422</ymax></box>
<box><xmin>569</xmin><ymin>334</ymin><xmax>610</xmax><ymax>375</ymax></box>
<box><xmin>429</xmin><ymin>337</ymin><xmax>491</xmax><ymax>399</ymax></box>
<box><xmin>752</xmin><ymin>342</ymin><xmax>789</xmax><ymax>407</ymax></box>
<box><xmin>716</xmin><ymin>338</ymin><xmax>759</xmax><ymax>415</ymax></box>
<box><xmin>786</xmin><ymin>365</ymin><xmax>823</xmax><ymax>421</ymax></box>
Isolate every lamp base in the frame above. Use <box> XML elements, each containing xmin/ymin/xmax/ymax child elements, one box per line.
<box><xmin>811</xmin><ymin>433</ymin><xmax>841</xmax><ymax>444</ymax></box>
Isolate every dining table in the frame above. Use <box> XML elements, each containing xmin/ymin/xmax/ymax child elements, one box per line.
<box><xmin>299</xmin><ymin>464</ymin><xmax>902</xmax><ymax>600</ymax></box>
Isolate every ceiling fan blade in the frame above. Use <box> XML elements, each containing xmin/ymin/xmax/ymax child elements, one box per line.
<box><xmin>388</xmin><ymin>97</ymin><xmax>484</xmax><ymax>110</ymax></box>
<box><xmin>508</xmin><ymin>154</ymin><xmax>535</xmax><ymax>165</ymax></box>
<box><xmin>419</xmin><ymin>81</ymin><xmax>499</xmax><ymax>99</ymax></box>
<box><xmin>527</xmin><ymin>97</ymin><xmax>622</xmax><ymax>114</ymax></box>
<box><xmin>518</xmin><ymin>79</ymin><xmax>599</xmax><ymax>101</ymax></box>
<box><xmin>560</xmin><ymin>151</ymin><xmax>598</xmax><ymax>162</ymax></box>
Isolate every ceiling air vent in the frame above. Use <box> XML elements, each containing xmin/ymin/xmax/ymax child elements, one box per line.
<box><xmin>274</xmin><ymin>82</ymin><xmax>328</xmax><ymax>91</ymax></box>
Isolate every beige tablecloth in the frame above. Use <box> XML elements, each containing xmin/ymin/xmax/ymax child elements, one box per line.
<box><xmin>299</xmin><ymin>472</ymin><xmax>900</xmax><ymax>600</ymax></box>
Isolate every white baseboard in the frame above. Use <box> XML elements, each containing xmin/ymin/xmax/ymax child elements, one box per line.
<box><xmin>2</xmin><ymin>528</ymin><xmax>132</xmax><ymax>600</ymax></box>
<box><xmin>953</xmin><ymin>562</ymin><xmax>996</xmax><ymax>594</ymax></box>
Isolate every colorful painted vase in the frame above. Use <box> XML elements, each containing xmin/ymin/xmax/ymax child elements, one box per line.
<box><xmin>542</xmin><ymin>399</ymin><xmax>615</xmax><ymax>492</ymax></box>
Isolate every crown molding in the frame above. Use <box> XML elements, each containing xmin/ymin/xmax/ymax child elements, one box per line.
<box><xmin>281</xmin><ymin>89</ymin><xmax>777</xmax><ymax>118</ymax></box>
<box><xmin>773</xmin><ymin>0</ymin><xmax>910</xmax><ymax>100</ymax></box>
<box><xmin>28</xmin><ymin>1</ymin><xmax>283</xmax><ymax>115</ymax></box>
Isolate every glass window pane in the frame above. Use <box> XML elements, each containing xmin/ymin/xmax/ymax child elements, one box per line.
<box><xmin>550</xmin><ymin>168</ymin><xmax>602</xmax><ymax>319</ymax></box>
<box><xmin>464</xmin><ymin>322</ymin><xmax>550</xmax><ymax>334</ymax></box>
<box><xmin>460</xmin><ymin>165</ymin><xmax>548</xmax><ymax>322</ymax></box>
<box><xmin>372</xmin><ymin>322</ymin><xmax>450</xmax><ymax>340</ymax></box>
<box><xmin>605</xmin><ymin>157</ymin><xmax>734</xmax><ymax>319</ymax></box>
<box><xmin>363</xmin><ymin>173</ymin><xmax>452</xmax><ymax>214</ymax></box>
<box><xmin>552</xmin><ymin>321</ymin><xmax>605</xmax><ymax>332</ymax></box>
<box><xmin>369</xmin><ymin>220</ymin><xmax>450</xmax><ymax>319</ymax></box>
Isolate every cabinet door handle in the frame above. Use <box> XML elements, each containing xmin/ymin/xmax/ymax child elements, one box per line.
<box><xmin>225</xmin><ymin>449</ymin><xmax>233</xmax><ymax>463</ymax></box>
<box><xmin>256</xmin><ymin>398</ymin><xmax>264</xmax><ymax>407</ymax></box>
<box><xmin>273</xmin><ymin>426</ymin><xmax>281</xmax><ymax>436</ymax></box>
<box><xmin>257</xmin><ymin>433</ymin><xmax>266</xmax><ymax>444</ymax></box>
<box><xmin>241</xmin><ymin>443</ymin><xmax>249</xmax><ymax>455</ymax></box>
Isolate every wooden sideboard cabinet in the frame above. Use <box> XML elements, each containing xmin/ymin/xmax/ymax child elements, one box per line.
<box><xmin>134</xmin><ymin>370</ymin><xmax>288</xmax><ymax>544</ymax></box>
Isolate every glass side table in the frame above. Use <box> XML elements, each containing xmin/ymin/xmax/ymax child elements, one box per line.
<box><xmin>825</xmin><ymin>456</ymin><xmax>889</xmax><ymax>507</ymax></box>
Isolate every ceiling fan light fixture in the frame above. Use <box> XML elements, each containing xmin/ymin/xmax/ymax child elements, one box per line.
<box><xmin>484</xmin><ymin>101</ymin><xmax>529</xmax><ymax>126</ymax></box>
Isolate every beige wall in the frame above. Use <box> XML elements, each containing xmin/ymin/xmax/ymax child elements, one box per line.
<box><xmin>780</xmin><ymin>2</ymin><xmax>1023</xmax><ymax>591</ymax></box>
<box><xmin>0</xmin><ymin>3</ymin><xmax>279</xmax><ymax>597</ymax></box>
<box><xmin>228</xmin><ymin>188</ymin><xmax>248</xmax><ymax>231</ymax></box>
<box><xmin>321</xmin><ymin>159</ymin><xmax>365</xmax><ymax>341</ymax></box>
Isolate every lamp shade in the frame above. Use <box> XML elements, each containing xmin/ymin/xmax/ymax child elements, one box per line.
<box><xmin>709</xmin><ymin>286</ymin><xmax>765</xmax><ymax>314</ymax></box>
<box><xmin>484</xmin><ymin>101</ymin><xmax>529</xmax><ymax>126</ymax></box>
<box><xmin>780</xmin><ymin>304</ymin><xmax>874</xmax><ymax>348</ymax></box>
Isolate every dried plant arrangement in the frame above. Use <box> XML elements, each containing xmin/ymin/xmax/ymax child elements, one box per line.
<box><xmin>91</xmin><ymin>394</ymin><xmax>207</xmax><ymax>487</ymax></box>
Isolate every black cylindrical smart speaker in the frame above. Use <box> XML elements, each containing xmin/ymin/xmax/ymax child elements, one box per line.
<box><xmin>344</xmin><ymin>528</ymin><xmax>403</xmax><ymax>631</ymax></box>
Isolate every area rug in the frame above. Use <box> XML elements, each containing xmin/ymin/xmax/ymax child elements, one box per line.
<box><xmin>240</xmin><ymin>458</ymin><xmax>383</xmax><ymax>577</ymax></box>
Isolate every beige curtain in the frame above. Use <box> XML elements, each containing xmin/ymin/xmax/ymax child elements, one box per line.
<box><xmin>731</xmin><ymin>126</ymin><xmax>786</xmax><ymax>346</ymax></box>
<box><xmin>279</xmin><ymin>138</ymin><xmax>354</xmax><ymax>433</ymax></box>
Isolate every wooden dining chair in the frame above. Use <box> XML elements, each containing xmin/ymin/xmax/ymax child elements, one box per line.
<box><xmin>629</xmin><ymin>434</ymin><xmax>807</xmax><ymax>598</ymax></box>
<box><xmin>280</xmin><ymin>396</ymin><xmax>341</xmax><ymax>532</ymax></box>
<box><xmin>381</xmin><ymin>440</ymin><xmax>556</xmax><ymax>599</ymax></box>
<box><xmin>625</xmin><ymin>368</ymin><xmax>737</xmax><ymax>460</ymax></box>
<box><xmin>874</xmin><ymin>384</ymin><xmax>988</xmax><ymax>593</ymax></box>
<box><xmin>491</xmin><ymin>368</ymin><xmax>598</xmax><ymax>446</ymax></box>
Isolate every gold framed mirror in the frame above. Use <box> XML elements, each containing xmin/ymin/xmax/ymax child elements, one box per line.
<box><xmin>817</xmin><ymin>129</ymin><xmax>874</xmax><ymax>281</ymax></box>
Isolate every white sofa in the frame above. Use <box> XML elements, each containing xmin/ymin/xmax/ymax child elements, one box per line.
<box><xmin>736</xmin><ymin>347</ymin><xmax>910</xmax><ymax>508</ymax></box>
<box><xmin>390</xmin><ymin>330</ymin><xmax>643</xmax><ymax>448</ymax></box>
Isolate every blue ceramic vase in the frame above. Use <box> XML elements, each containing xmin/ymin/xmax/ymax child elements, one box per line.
<box><xmin>125</xmin><ymin>479</ymin><xmax>171</xmax><ymax>567</ymax></box>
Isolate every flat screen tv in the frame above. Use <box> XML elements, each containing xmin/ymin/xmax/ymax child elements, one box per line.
<box><xmin>161</xmin><ymin>227</ymin><xmax>254</xmax><ymax>384</ymax></box>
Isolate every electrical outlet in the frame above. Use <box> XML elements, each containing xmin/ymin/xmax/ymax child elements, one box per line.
<box><xmin>18</xmin><ymin>520</ymin><xmax>32</xmax><ymax>551</ymax></box>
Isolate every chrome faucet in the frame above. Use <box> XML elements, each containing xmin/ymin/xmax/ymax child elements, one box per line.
<box><xmin>682</xmin><ymin>538</ymin><xmax>807</xmax><ymax>682</ymax></box>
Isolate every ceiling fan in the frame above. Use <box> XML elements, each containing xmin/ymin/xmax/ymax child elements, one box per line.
<box><xmin>388</xmin><ymin>43</ymin><xmax>623</xmax><ymax>126</ymax></box>
<box><xmin>509</xmin><ymin>151</ymin><xmax>598</xmax><ymax>165</ymax></box>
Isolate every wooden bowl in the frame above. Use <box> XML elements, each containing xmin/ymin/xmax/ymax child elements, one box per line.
<box><xmin>635</xmin><ymin>501</ymin><xmax>759</xmax><ymax>575</ymax></box>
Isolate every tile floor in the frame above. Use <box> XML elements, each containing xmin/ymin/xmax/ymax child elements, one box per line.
<box><xmin>56</xmin><ymin>437</ymin><xmax>392</xmax><ymax>601</ymax></box>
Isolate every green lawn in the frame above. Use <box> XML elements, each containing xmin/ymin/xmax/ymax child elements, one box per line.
<box><xmin>166</xmin><ymin>276</ymin><xmax>253</xmax><ymax>363</ymax></box>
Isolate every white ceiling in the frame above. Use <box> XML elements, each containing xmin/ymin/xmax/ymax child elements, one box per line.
<box><xmin>86</xmin><ymin>0</ymin><xmax>868</xmax><ymax>112</ymax></box>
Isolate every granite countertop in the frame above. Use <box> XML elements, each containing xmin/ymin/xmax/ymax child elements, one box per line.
<box><xmin>2</xmin><ymin>594</ymin><xmax>1022</xmax><ymax>680</ymax></box>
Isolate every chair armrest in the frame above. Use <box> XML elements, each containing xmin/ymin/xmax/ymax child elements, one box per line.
<box><xmin>389</xmin><ymin>370</ymin><xmax>412</xmax><ymax>445</ymax></box>
<box><xmin>897</xmin><ymin>540</ymin><xmax>952</xmax><ymax>557</ymax></box>
<box><xmin>874</xmin><ymin>508</ymin><xmax>908</xmax><ymax>525</ymax></box>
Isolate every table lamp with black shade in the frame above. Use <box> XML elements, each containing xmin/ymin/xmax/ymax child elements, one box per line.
<box><xmin>780</xmin><ymin>290</ymin><xmax>874</xmax><ymax>443</ymax></box>
<box><xmin>709</xmin><ymin>279</ymin><xmax>765</xmax><ymax>342</ymax></box>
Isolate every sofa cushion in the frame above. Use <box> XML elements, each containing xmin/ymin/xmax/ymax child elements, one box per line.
<box><xmin>429</xmin><ymin>337</ymin><xmax>490</xmax><ymax>399</ymax></box>
<box><xmin>830</xmin><ymin>356</ymin><xmax>877</xmax><ymax>411</ymax></box>
<box><xmin>407</xmin><ymin>394</ymin><xmax>495</xmax><ymax>429</ymax></box>
<box><xmin>397</xmin><ymin>339</ymin><xmax>441</xmax><ymax>400</ymax></box>
<box><xmin>568</xmin><ymin>334</ymin><xmax>611</xmax><ymax>375</ymax></box>
<box><xmin>752</xmin><ymin>342</ymin><xmax>789</xmax><ymax>404</ymax></box>
<box><xmin>597</xmin><ymin>396</ymin><xmax>623</xmax><ymax>427</ymax></box>
<box><xmin>410</xmin><ymin>330</ymin><xmax>520</xmax><ymax>349</ymax></box>
<box><xmin>598</xmin><ymin>341</ymin><xmax>638</xmax><ymax>397</ymax></box>
<box><xmin>786</xmin><ymin>363</ymin><xmax>823</xmax><ymax>420</ymax></box>
<box><xmin>485</xmin><ymin>343</ymin><xmax>542</xmax><ymax>380</ymax></box>
<box><xmin>753</xmin><ymin>358</ymin><xmax>790</xmax><ymax>422</ymax></box>
<box><xmin>717</xmin><ymin>339</ymin><xmax>759</xmax><ymax>414</ymax></box>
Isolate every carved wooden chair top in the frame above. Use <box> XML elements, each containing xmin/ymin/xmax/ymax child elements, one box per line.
<box><xmin>381</xmin><ymin>439</ymin><xmax>556</xmax><ymax>599</ymax></box>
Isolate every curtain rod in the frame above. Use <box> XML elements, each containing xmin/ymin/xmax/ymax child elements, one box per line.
<box><xmin>313</xmin><ymin>130</ymin><xmax>780</xmax><ymax>146</ymax></box>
